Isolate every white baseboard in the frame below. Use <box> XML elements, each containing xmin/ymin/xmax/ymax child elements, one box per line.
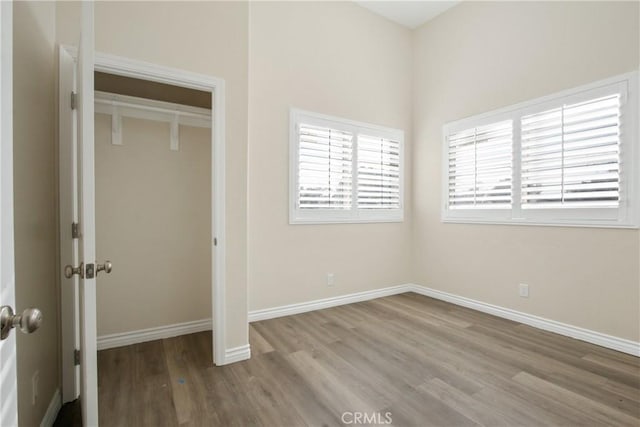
<box><xmin>224</xmin><ymin>344</ymin><xmax>251</xmax><ymax>364</ymax></box>
<box><xmin>95</xmin><ymin>284</ymin><xmax>639</xmax><ymax>357</ymax></box>
<box><xmin>97</xmin><ymin>319</ymin><xmax>212</xmax><ymax>350</ymax></box>
<box><xmin>248</xmin><ymin>284</ymin><xmax>409</xmax><ymax>322</ymax></box>
<box><xmin>40</xmin><ymin>388</ymin><xmax>61</xmax><ymax>427</ymax></box>
<box><xmin>407</xmin><ymin>284</ymin><xmax>640</xmax><ymax>357</ymax></box>
<box><xmin>248</xmin><ymin>283</ymin><xmax>639</xmax><ymax>357</ymax></box>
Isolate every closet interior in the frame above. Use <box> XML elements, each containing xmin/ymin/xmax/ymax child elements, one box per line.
<box><xmin>93</xmin><ymin>72</ymin><xmax>213</xmax><ymax>351</ymax></box>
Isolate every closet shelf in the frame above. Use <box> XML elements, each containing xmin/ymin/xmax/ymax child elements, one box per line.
<box><xmin>95</xmin><ymin>91</ymin><xmax>212</xmax><ymax>150</ymax></box>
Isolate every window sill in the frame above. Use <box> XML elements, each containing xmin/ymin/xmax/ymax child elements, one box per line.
<box><xmin>441</xmin><ymin>217</ymin><xmax>638</xmax><ymax>229</ymax></box>
<box><xmin>290</xmin><ymin>214</ymin><xmax>404</xmax><ymax>225</ymax></box>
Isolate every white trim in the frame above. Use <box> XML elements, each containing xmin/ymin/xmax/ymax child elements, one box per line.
<box><xmin>407</xmin><ymin>284</ymin><xmax>640</xmax><ymax>357</ymax></box>
<box><xmin>248</xmin><ymin>285</ymin><xmax>409</xmax><ymax>322</ymax></box>
<box><xmin>0</xmin><ymin>2</ymin><xmax>18</xmax><ymax>426</ymax></box>
<box><xmin>39</xmin><ymin>389</ymin><xmax>61</xmax><ymax>427</ymax></box>
<box><xmin>58</xmin><ymin>45</ymin><xmax>80</xmax><ymax>404</ymax></box>
<box><xmin>95</xmin><ymin>91</ymin><xmax>212</xmax><ymax>132</ymax></box>
<box><xmin>248</xmin><ymin>284</ymin><xmax>639</xmax><ymax>357</ymax></box>
<box><xmin>224</xmin><ymin>344</ymin><xmax>251</xmax><ymax>364</ymax></box>
<box><xmin>59</xmin><ymin>45</ymin><xmax>228</xmax><ymax>387</ymax></box>
<box><xmin>289</xmin><ymin>108</ymin><xmax>405</xmax><ymax>225</ymax></box>
<box><xmin>97</xmin><ymin>319</ymin><xmax>212</xmax><ymax>351</ymax></box>
<box><xmin>442</xmin><ymin>71</ymin><xmax>640</xmax><ymax>229</ymax></box>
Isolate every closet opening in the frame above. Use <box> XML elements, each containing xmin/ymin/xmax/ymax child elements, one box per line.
<box><xmin>93</xmin><ymin>72</ymin><xmax>214</xmax><ymax>383</ymax></box>
<box><xmin>59</xmin><ymin>46</ymin><xmax>228</xmax><ymax>408</ymax></box>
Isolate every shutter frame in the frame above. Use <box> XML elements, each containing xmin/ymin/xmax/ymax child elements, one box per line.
<box><xmin>290</xmin><ymin>108</ymin><xmax>404</xmax><ymax>224</ymax></box>
<box><xmin>441</xmin><ymin>71</ymin><xmax>639</xmax><ymax>228</ymax></box>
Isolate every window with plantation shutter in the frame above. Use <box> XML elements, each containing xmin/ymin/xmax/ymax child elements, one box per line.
<box><xmin>297</xmin><ymin>124</ymin><xmax>353</xmax><ymax>210</ymax></box>
<box><xmin>442</xmin><ymin>72</ymin><xmax>638</xmax><ymax>228</ymax></box>
<box><xmin>291</xmin><ymin>109</ymin><xmax>404</xmax><ymax>224</ymax></box>
<box><xmin>357</xmin><ymin>135</ymin><xmax>401</xmax><ymax>210</ymax></box>
<box><xmin>521</xmin><ymin>94</ymin><xmax>620</xmax><ymax>209</ymax></box>
<box><xmin>447</xmin><ymin>120</ymin><xmax>513</xmax><ymax>210</ymax></box>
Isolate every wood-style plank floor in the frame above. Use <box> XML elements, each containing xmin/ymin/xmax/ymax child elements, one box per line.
<box><xmin>98</xmin><ymin>293</ymin><xmax>640</xmax><ymax>426</ymax></box>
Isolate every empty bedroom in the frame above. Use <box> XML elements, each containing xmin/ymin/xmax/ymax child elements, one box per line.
<box><xmin>0</xmin><ymin>1</ymin><xmax>638</xmax><ymax>426</ymax></box>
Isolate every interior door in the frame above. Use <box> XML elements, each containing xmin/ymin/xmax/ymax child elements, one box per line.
<box><xmin>77</xmin><ymin>2</ymin><xmax>98</xmax><ymax>425</ymax></box>
<box><xmin>59</xmin><ymin>45</ymin><xmax>80</xmax><ymax>403</ymax></box>
<box><xmin>0</xmin><ymin>2</ymin><xmax>17</xmax><ymax>426</ymax></box>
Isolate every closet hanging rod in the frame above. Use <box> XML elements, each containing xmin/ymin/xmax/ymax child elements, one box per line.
<box><xmin>94</xmin><ymin>90</ymin><xmax>212</xmax><ymax>122</ymax></box>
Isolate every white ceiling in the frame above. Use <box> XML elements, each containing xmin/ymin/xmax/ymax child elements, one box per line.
<box><xmin>356</xmin><ymin>1</ymin><xmax>460</xmax><ymax>29</ymax></box>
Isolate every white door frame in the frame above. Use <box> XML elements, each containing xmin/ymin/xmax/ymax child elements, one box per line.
<box><xmin>59</xmin><ymin>45</ymin><xmax>227</xmax><ymax>402</ymax></box>
<box><xmin>0</xmin><ymin>1</ymin><xmax>17</xmax><ymax>425</ymax></box>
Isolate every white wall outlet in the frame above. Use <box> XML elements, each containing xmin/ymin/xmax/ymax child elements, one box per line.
<box><xmin>32</xmin><ymin>370</ymin><xmax>39</xmax><ymax>405</ymax></box>
<box><xmin>519</xmin><ymin>283</ymin><xmax>529</xmax><ymax>298</ymax></box>
<box><xmin>327</xmin><ymin>273</ymin><xmax>335</xmax><ymax>287</ymax></box>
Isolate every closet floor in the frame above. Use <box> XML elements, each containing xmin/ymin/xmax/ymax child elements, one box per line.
<box><xmin>97</xmin><ymin>292</ymin><xmax>640</xmax><ymax>426</ymax></box>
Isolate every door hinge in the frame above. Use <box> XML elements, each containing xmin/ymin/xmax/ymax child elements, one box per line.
<box><xmin>71</xmin><ymin>222</ymin><xmax>79</xmax><ymax>239</ymax></box>
<box><xmin>74</xmin><ymin>349</ymin><xmax>80</xmax><ymax>365</ymax></box>
<box><xmin>214</xmin><ymin>238</ymin><xmax>217</xmax><ymax>246</ymax></box>
<box><xmin>70</xmin><ymin>91</ymin><xmax>77</xmax><ymax>110</ymax></box>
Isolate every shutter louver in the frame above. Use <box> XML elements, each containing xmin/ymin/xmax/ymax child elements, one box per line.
<box><xmin>521</xmin><ymin>94</ymin><xmax>621</xmax><ymax>209</ymax></box>
<box><xmin>357</xmin><ymin>135</ymin><xmax>401</xmax><ymax>209</ymax></box>
<box><xmin>448</xmin><ymin>120</ymin><xmax>513</xmax><ymax>209</ymax></box>
<box><xmin>297</xmin><ymin>124</ymin><xmax>353</xmax><ymax>210</ymax></box>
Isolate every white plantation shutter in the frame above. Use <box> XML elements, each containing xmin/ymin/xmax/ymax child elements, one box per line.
<box><xmin>447</xmin><ymin>120</ymin><xmax>513</xmax><ymax>209</ymax></box>
<box><xmin>442</xmin><ymin>73</ymin><xmax>637</xmax><ymax>227</ymax></box>
<box><xmin>297</xmin><ymin>124</ymin><xmax>353</xmax><ymax>209</ymax></box>
<box><xmin>291</xmin><ymin>109</ymin><xmax>404</xmax><ymax>223</ymax></box>
<box><xmin>357</xmin><ymin>135</ymin><xmax>401</xmax><ymax>209</ymax></box>
<box><xmin>521</xmin><ymin>94</ymin><xmax>621</xmax><ymax>209</ymax></box>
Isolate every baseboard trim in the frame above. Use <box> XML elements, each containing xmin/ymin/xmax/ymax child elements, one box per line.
<box><xmin>248</xmin><ymin>283</ymin><xmax>639</xmax><ymax>357</ymax></box>
<box><xmin>408</xmin><ymin>284</ymin><xmax>640</xmax><ymax>357</ymax></box>
<box><xmin>224</xmin><ymin>344</ymin><xmax>251</xmax><ymax>364</ymax></box>
<box><xmin>248</xmin><ymin>284</ymin><xmax>409</xmax><ymax>322</ymax></box>
<box><xmin>97</xmin><ymin>319</ymin><xmax>212</xmax><ymax>350</ymax></box>
<box><xmin>40</xmin><ymin>388</ymin><xmax>61</xmax><ymax>427</ymax></box>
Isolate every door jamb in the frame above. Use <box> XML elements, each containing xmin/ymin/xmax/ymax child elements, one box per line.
<box><xmin>58</xmin><ymin>45</ymin><xmax>227</xmax><ymax>401</ymax></box>
<box><xmin>0</xmin><ymin>1</ymin><xmax>18</xmax><ymax>425</ymax></box>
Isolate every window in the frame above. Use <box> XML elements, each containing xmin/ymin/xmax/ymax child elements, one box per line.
<box><xmin>443</xmin><ymin>72</ymin><xmax>638</xmax><ymax>228</ymax></box>
<box><xmin>290</xmin><ymin>109</ymin><xmax>404</xmax><ymax>224</ymax></box>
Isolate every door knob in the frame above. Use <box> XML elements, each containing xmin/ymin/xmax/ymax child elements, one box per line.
<box><xmin>97</xmin><ymin>261</ymin><xmax>112</xmax><ymax>275</ymax></box>
<box><xmin>1</xmin><ymin>306</ymin><xmax>43</xmax><ymax>340</ymax></box>
<box><xmin>64</xmin><ymin>262</ymin><xmax>84</xmax><ymax>279</ymax></box>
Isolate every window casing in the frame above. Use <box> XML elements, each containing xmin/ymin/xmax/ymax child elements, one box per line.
<box><xmin>442</xmin><ymin>72</ymin><xmax>639</xmax><ymax>228</ymax></box>
<box><xmin>290</xmin><ymin>109</ymin><xmax>404</xmax><ymax>224</ymax></box>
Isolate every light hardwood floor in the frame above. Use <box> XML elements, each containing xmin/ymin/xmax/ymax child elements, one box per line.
<box><xmin>98</xmin><ymin>293</ymin><xmax>640</xmax><ymax>426</ymax></box>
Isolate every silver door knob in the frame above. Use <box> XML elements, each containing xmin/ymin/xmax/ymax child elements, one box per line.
<box><xmin>64</xmin><ymin>262</ymin><xmax>84</xmax><ymax>279</ymax></box>
<box><xmin>97</xmin><ymin>261</ymin><xmax>112</xmax><ymax>275</ymax></box>
<box><xmin>1</xmin><ymin>306</ymin><xmax>43</xmax><ymax>340</ymax></box>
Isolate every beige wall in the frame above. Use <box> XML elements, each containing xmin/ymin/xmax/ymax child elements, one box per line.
<box><xmin>412</xmin><ymin>1</ymin><xmax>640</xmax><ymax>341</ymax></box>
<box><xmin>9</xmin><ymin>1</ymin><xmax>636</xmax><ymax>425</ymax></box>
<box><xmin>95</xmin><ymin>115</ymin><xmax>211</xmax><ymax>336</ymax></box>
<box><xmin>56</xmin><ymin>1</ymin><xmax>249</xmax><ymax>349</ymax></box>
<box><xmin>13</xmin><ymin>1</ymin><xmax>59</xmax><ymax>426</ymax></box>
<box><xmin>247</xmin><ymin>1</ymin><xmax>413</xmax><ymax>311</ymax></box>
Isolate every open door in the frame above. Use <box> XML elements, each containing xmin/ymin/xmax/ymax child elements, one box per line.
<box><xmin>77</xmin><ymin>3</ymin><xmax>99</xmax><ymax>425</ymax></box>
<box><xmin>0</xmin><ymin>2</ymin><xmax>17</xmax><ymax>425</ymax></box>
<box><xmin>1</xmin><ymin>2</ymin><xmax>44</xmax><ymax>425</ymax></box>
<box><xmin>60</xmin><ymin>2</ymin><xmax>99</xmax><ymax>426</ymax></box>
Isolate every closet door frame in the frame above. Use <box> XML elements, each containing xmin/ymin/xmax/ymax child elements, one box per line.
<box><xmin>59</xmin><ymin>45</ymin><xmax>227</xmax><ymax>402</ymax></box>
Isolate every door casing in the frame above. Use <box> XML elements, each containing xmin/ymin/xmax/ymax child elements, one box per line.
<box><xmin>58</xmin><ymin>44</ymin><xmax>228</xmax><ymax>403</ymax></box>
<box><xmin>0</xmin><ymin>1</ymin><xmax>17</xmax><ymax>425</ymax></box>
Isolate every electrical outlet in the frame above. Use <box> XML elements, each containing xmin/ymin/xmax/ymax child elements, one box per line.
<box><xmin>327</xmin><ymin>273</ymin><xmax>335</xmax><ymax>287</ymax></box>
<box><xmin>519</xmin><ymin>283</ymin><xmax>529</xmax><ymax>298</ymax></box>
<box><xmin>32</xmin><ymin>370</ymin><xmax>39</xmax><ymax>405</ymax></box>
